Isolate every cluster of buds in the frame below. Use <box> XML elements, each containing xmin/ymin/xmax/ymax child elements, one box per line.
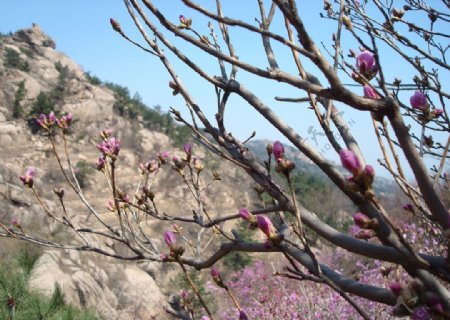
<box><xmin>19</xmin><ymin>167</ymin><xmax>36</xmax><ymax>188</ymax></box>
<box><xmin>353</xmin><ymin>50</ymin><xmax>378</xmax><ymax>83</ymax></box>
<box><xmin>353</xmin><ymin>212</ymin><xmax>378</xmax><ymax>240</ymax></box>
<box><xmin>171</xmin><ymin>143</ymin><xmax>195</xmax><ymax>174</ymax></box>
<box><xmin>96</xmin><ymin>129</ymin><xmax>120</xmax><ymax>162</ymax></box>
<box><xmin>178</xmin><ymin>15</ymin><xmax>192</xmax><ymax>29</ymax></box>
<box><xmin>37</xmin><ymin>111</ymin><xmax>73</xmax><ymax>132</ymax></box>
<box><xmin>56</xmin><ymin>113</ymin><xmax>73</xmax><ymax>132</ymax></box>
<box><xmin>410</xmin><ymin>91</ymin><xmax>443</xmax><ymax>123</ymax></box>
<box><xmin>339</xmin><ymin>149</ymin><xmax>375</xmax><ymax>198</ymax></box>
<box><xmin>135</xmin><ymin>186</ymin><xmax>155</xmax><ymax>207</ymax></box>
<box><xmin>390</xmin><ymin>279</ymin><xmax>443</xmax><ymax>317</ymax></box>
<box><xmin>37</xmin><ymin>112</ymin><xmax>56</xmax><ymax>129</ymax></box>
<box><xmin>139</xmin><ymin>151</ymin><xmax>171</xmax><ymax>175</ymax></box>
<box><xmin>163</xmin><ymin>230</ymin><xmax>184</xmax><ymax>258</ymax></box>
<box><xmin>140</xmin><ymin>159</ymin><xmax>159</xmax><ymax>174</ymax></box>
<box><xmin>270</xmin><ymin>141</ymin><xmax>295</xmax><ymax>176</ymax></box>
<box><xmin>179</xmin><ymin>290</ymin><xmax>194</xmax><ymax>315</ymax></box>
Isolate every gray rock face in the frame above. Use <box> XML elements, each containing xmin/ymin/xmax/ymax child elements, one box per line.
<box><xmin>0</xmin><ymin>25</ymin><xmax>256</xmax><ymax>320</ymax></box>
<box><xmin>13</xmin><ymin>24</ymin><xmax>56</xmax><ymax>49</ymax></box>
<box><xmin>29</xmin><ymin>250</ymin><xmax>168</xmax><ymax>320</ymax></box>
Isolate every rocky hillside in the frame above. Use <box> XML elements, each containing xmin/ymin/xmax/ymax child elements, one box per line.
<box><xmin>0</xmin><ymin>25</ymin><xmax>257</xmax><ymax>320</ymax></box>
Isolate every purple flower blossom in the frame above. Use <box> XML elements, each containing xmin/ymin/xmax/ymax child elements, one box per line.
<box><xmin>356</xmin><ymin>50</ymin><xmax>378</xmax><ymax>79</ymax></box>
<box><xmin>239</xmin><ymin>310</ymin><xmax>249</xmax><ymax>320</ymax></box>
<box><xmin>257</xmin><ymin>215</ymin><xmax>275</xmax><ymax>239</ymax></box>
<box><xmin>339</xmin><ymin>149</ymin><xmax>361</xmax><ymax>172</ymax></box>
<box><xmin>19</xmin><ymin>167</ymin><xmax>36</xmax><ymax>188</ymax></box>
<box><xmin>272</xmin><ymin>141</ymin><xmax>284</xmax><ymax>160</ymax></box>
<box><xmin>164</xmin><ymin>231</ymin><xmax>177</xmax><ymax>248</ymax></box>
<box><xmin>410</xmin><ymin>91</ymin><xmax>428</xmax><ymax>110</ymax></box>
<box><xmin>363</xmin><ymin>85</ymin><xmax>380</xmax><ymax>99</ymax></box>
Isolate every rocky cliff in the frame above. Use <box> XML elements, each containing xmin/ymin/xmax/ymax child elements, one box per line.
<box><xmin>0</xmin><ymin>25</ymin><xmax>256</xmax><ymax>319</ymax></box>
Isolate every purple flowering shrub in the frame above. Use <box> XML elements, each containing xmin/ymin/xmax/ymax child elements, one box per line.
<box><xmin>208</xmin><ymin>217</ymin><xmax>445</xmax><ymax>320</ymax></box>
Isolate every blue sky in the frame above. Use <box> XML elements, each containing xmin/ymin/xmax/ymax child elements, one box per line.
<box><xmin>1</xmin><ymin>1</ymin><xmax>447</xmax><ymax>179</ymax></box>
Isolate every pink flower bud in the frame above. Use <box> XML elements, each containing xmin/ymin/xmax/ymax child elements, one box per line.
<box><xmin>157</xmin><ymin>151</ymin><xmax>170</xmax><ymax>163</ymax></box>
<box><xmin>184</xmin><ymin>143</ymin><xmax>192</xmax><ymax>155</ymax></box>
<box><xmin>180</xmin><ymin>290</ymin><xmax>189</xmax><ymax>300</ymax></box>
<box><xmin>210</xmin><ymin>266</ymin><xmax>220</xmax><ymax>278</ymax></box>
<box><xmin>257</xmin><ymin>215</ymin><xmax>275</xmax><ymax>239</ymax></box>
<box><xmin>37</xmin><ymin>112</ymin><xmax>56</xmax><ymax>129</ymax></box>
<box><xmin>433</xmin><ymin>109</ymin><xmax>444</xmax><ymax>117</ymax></box>
<box><xmin>389</xmin><ymin>281</ymin><xmax>404</xmax><ymax>296</ymax></box>
<box><xmin>339</xmin><ymin>149</ymin><xmax>361</xmax><ymax>172</ymax></box>
<box><xmin>106</xmin><ymin>200</ymin><xmax>116</xmax><ymax>212</ymax></box>
<box><xmin>239</xmin><ymin>208</ymin><xmax>252</xmax><ymax>220</ymax></box>
<box><xmin>164</xmin><ymin>231</ymin><xmax>177</xmax><ymax>249</ymax></box>
<box><xmin>363</xmin><ymin>85</ymin><xmax>380</xmax><ymax>99</ymax></box>
<box><xmin>410</xmin><ymin>91</ymin><xmax>428</xmax><ymax>110</ymax></box>
<box><xmin>19</xmin><ymin>167</ymin><xmax>36</xmax><ymax>188</ymax></box>
<box><xmin>97</xmin><ymin>156</ymin><xmax>106</xmax><ymax>171</ymax></box>
<box><xmin>48</xmin><ymin>111</ymin><xmax>56</xmax><ymax>123</ymax></box>
<box><xmin>354</xmin><ymin>229</ymin><xmax>376</xmax><ymax>240</ymax></box>
<box><xmin>56</xmin><ymin>113</ymin><xmax>73</xmax><ymax>131</ymax></box>
<box><xmin>364</xmin><ymin>165</ymin><xmax>375</xmax><ymax>177</ymax></box>
<box><xmin>211</xmin><ymin>266</ymin><xmax>226</xmax><ymax>288</ymax></box>
<box><xmin>272</xmin><ymin>141</ymin><xmax>284</xmax><ymax>160</ymax></box>
<box><xmin>402</xmin><ymin>203</ymin><xmax>414</xmax><ymax>212</ymax></box>
<box><xmin>353</xmin><ymin>213</ymin><xmax>371</xmax><ymax>229</ymax></box>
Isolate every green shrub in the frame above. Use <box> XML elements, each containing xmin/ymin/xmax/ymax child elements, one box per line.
<box><xmin>52</xmin><ymin>61</ymin><xmax>69</xmax><ymax>104</ymax></box>
<box><xmin>4</xmin><ymin>48</ymin><xmax>30</xmax><ymax>72</ymax></box>
<box><xmin>28</xmin><ymin>91</ymin><xmax>56</xmax><ymax>133</ymax></box>
<box><xmin>12</xmin><ymin>80</ymin><xmax>27</xmax><ymax>118</ymax></box>
<box><xmin>19</xmin><ymin>47</ymin><xmax>34</xmax><ymax>58</ymax></box>
<box><xmin>0</xmin><ymin>248</ymin><xmax>99</xmax><ymax>320</ymax></box>
<box><xmin>84</xmin><ymin>72</ymin><xmax>102</xmax><ymax>86</ymax></box>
